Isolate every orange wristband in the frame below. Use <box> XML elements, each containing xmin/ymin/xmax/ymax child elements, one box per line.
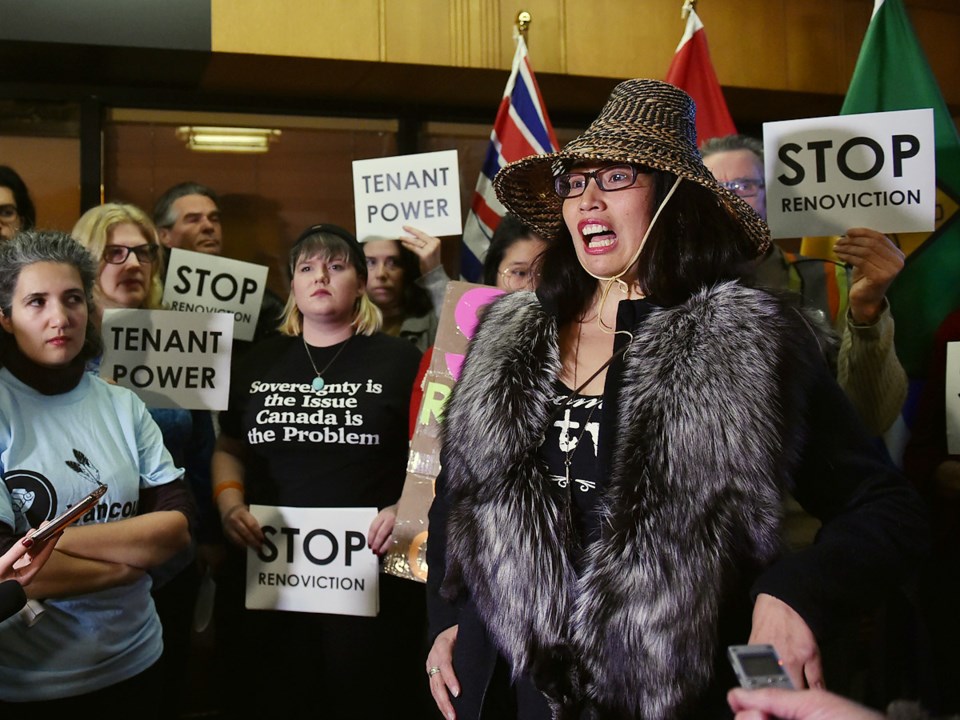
<box><xmin>213</xmin><ymin>481</ymin><xmax>244</xmax><ymax>502</ymax></box>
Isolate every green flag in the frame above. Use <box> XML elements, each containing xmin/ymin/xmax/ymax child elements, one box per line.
<box><xmin>841</xmin><ymin>0</ymin><xmax>960</xmax><ymax>379</ymax></box>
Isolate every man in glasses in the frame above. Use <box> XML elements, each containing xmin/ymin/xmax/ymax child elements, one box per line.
<box><xmin>702</xmin><ymin>134</ymin><xmax>907</xmax><ymax>441</ymax></box>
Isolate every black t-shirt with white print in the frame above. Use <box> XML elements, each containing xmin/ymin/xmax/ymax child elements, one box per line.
<box><xmin>220</xmin><ymin>333</ymin><xmax>421</xmax><ymax>510</ymax></box>
<box><xmin>541</xmin><ymin>380</ymin><xmax>603</xmax><ymax>547</ymax></box>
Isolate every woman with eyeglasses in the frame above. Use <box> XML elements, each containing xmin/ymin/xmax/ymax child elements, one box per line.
<box><xmin>0</xmin><ymin>230</ymin><xmax>192</xmax><ymax>715</ymax></box>
<box><xmin>72</xmin><ymin>203</ymin><xmax>216</xmax><ymax>720</ymax></box>
<box><xmin>424</xmin><ymin>80</ymin><xmax>928</xmax><ymax>720</ymax></box>
<box><xmin>481</xmin><ymin>214</ymin><xmax>548</xmax><ymax>292</ymax></box>
<box><xmin>0</xmin><ymin>166</ymin><xmax>37</xmax><ymax>241</ymax></box>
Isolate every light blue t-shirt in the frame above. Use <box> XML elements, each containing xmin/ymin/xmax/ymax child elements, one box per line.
<box><xmin>0</xmin><ymin>368</ymin><xmax>183</xmax><ymax>701</ymax></box>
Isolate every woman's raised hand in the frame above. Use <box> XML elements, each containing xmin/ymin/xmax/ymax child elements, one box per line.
<box><xmin>400</xmin><ymin>226</ymin><xmax>443</xmax><ymax>275</ymax></box>
<box><xmin>748</xmin><ymin>593</ymin><xmax>823</xmax><ymax>690</ymax></box>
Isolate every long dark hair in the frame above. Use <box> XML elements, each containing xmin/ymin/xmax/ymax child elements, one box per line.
<box><xmin>396</xmin><ymin>242</ymin><xmax>434</xmax><ymax>318</ymax></box>
<box><xmin>536</xmin><ymin>170</ymin><xmax>756</xmax><ymax>324</ymax></box>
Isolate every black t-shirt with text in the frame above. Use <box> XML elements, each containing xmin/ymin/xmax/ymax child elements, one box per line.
<box><xmin>221</xmin><ymin>333</ymin><xmax>421</xmax><ymax>509</ymax></box>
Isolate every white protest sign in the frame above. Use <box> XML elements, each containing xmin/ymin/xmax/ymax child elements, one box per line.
<box><xmin>946</xmin><ymin>343</ymin><xmax>960</xmax><ymax>455</ymax></box>
<box><xmin>353</xmin><ymin>149</ymin><xmax>462</xmax><ymax>242</ymax></box>
<box><xmin>162</xmin><ymin>249</ymin><xmax>269</xmax><ymax>342</ymax></box>
<box><xmin>100</xmin><ymin>309</ymin><xmax>233</xmax><ymax>411</ymax></box>
<box><xmin>763</xmin><ymin>109</ymin><xmax>935</xmax><ymax>238</ymax></box>
<box><xmin>245</xmin><ymin>505</ymin><xmax>379</xmax><ymax>616</ymax></box>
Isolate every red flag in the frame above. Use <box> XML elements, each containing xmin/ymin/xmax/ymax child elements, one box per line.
<box><xmin>665</xmin><ymin>8</ymin><xmax>737</xmax><ymax>144</ymax></box>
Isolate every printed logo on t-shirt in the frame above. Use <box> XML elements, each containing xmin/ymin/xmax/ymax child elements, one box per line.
<box><xmin>3</xmin><ymin>448</ymin><xmax>117</xmax><ymax>533</ymax></box>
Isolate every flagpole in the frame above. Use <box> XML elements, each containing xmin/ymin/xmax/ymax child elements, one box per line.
<box><xmin>516</xmin><ymin>10</ymin><xmax>531</xmax><ymax>40</ymax></box>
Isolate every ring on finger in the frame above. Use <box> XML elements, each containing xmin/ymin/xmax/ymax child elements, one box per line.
<box><xmin>427</xmin><ymin>666</ymin><xmax>441</xmax><ymax>677</ymax></box>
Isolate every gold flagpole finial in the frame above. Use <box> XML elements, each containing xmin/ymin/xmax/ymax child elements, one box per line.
<box><xmin>516</xmin><ymin>11</ymin><xmax>531</xmax><ymax>39</ymax></box>
<box><xmin>681</xmin><ymin>0</ymin><xmax>697</xmax><ymax>20</ymax></box>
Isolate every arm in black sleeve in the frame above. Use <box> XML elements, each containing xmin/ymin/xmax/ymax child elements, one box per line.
<box><xmin>752</xmin><ymin>358</ymin><xmax>931</xmax><ymax>640</ymax></box>
<box><xmin>139</xmin><ymin>477</ymin><xmax>198</xmax><ymax>539</ymax></box>
<box><xmin>426</xmin><ymin>459</ymin><xmax>462</xmax><ymax>644</ymax></box>
<box><xmin>185</xmin><ymin>410</ymin><xmax>220</xmax><ymax>543</ymax></box>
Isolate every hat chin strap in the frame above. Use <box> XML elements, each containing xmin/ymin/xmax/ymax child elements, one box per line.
<box><xmin>579</xmin><ymin>176</ymin><xmax>683</xmax><ymax>337</ymax></box>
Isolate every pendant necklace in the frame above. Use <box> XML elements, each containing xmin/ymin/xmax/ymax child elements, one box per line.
<box><xmin>303</xmin><ymin>333</ymin><xmax>353</xmax><ymax>391</ymax></box>
<box><xmin>563</xmin><ymin>323</ymin><xmax>600</xmax><ymax>487</ymax></box>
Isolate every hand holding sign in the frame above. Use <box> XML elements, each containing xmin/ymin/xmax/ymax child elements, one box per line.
<box><xmin>834</xmin><ymin>228</ymin><xmax>905</xmax><ymax>325</ymax></box>
<box><xmin>400</xmin><ymin>225</ymin><xmax>444</xmax><ymax>276</ymax></box>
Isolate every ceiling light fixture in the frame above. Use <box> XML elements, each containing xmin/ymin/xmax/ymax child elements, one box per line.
<box><xmin>176</xmin><ymin>126</ymin><xmax>281</xmax><ymax>153</ymax></box>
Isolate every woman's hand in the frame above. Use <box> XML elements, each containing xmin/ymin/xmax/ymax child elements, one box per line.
<box><xmin>748</xmin><ymin>593</ymin><xmax>823</xmax><ymax>690</ymax></box>
<box><xmin>1</xmin><ymin>530</ymin><xmax>61</xmax><ymax>585</ymax></box>
<box><xmin>427</xmin><ymin>624</ymin><xmax>460</xmax><ymax>720</ymax></box>
<box><xmin>400</xmin><ymin>226</ymin><xmax>443</xmax><ymax>275</ymax></box>
<box><xmin>727</xmin><ymin>687</ymin><xmax>884</xmax><ymax>720</ymax></box>
<box><xmin>367</xmin><ymin>504</ymin><xmax>397</xmax><ymax>556</ymax></box>
<box><xmin>221</xmin><ymin>504</ymin><xmax>264</xmax><ymax>550</ymax></box>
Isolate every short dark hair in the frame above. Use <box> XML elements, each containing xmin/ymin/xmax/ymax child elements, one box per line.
<box><xmin>0</xmin><ymin>166</ymin><xmax>37</xmax><ymax>231</ymax></box>
<box><xmin>536</xmin><ymin>169</ymin><xmax>756</xmax><ymax>322</ymax></box>
<box><xmin>152</xmin><ymin>182</ymin><xmax>220</xmax><ymax>229</ymax></box>
<box><xmin>0</xmin><ymin>230</ymin><xmax>103</xmax><ymax>362</ymax></box>
<box><xmin>481</xmin><ymin>214</ymin><xmax>540</xmax><ymax>286</ymax></box>
<box><xmin>699</xmin><ymin>134</ymin><xmax>764</xmax><ymax>163</ymax></box>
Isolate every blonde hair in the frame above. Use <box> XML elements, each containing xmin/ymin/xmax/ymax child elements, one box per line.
<box><xmin>71</xmin><ymin>203</ymin><xmax>165</xmax><ymax>309</ymax></box>
<box><xmin>279</xmin><ymin>235</ymin><xmax>382</xmax><ymax>337</ymax></box>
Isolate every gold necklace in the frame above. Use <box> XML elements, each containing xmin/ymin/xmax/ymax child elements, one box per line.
<box><xmin>303</xmin><ymin>334</ymin><xmax>353</xmax><ymax>391</ymax></box>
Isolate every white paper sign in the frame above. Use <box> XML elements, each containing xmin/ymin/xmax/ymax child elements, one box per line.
<box><xmin>245</xmin><ymin>505</ymin><xmax>379</xmax><ymax>617</ymax></box>
<box><xmin>353</xmin><ymin>149</ymin><xmax>462</xmax><ymax>242</ymax></box>
<box><xmin>763</xmin><ymin>109</ymin><xmax>936</xmax><ymax>238</ymax></box>
<box><xmin>162</xmin><ymin>249</ymin><xmax>269</xmax><ymax>342</ymax></box>
<box><xmin>100</xmin><ymin>309</ymin><xmax>233</xmax><ymax>411</ymax></box>
<box><xmin>946</xmin><ymin>342</ymin><xmax>960</xmax><ymax>455</ymax></box>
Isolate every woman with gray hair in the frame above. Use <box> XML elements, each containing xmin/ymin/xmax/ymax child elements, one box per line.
<box><xmin>0</xmin><ymin>230</ymin><xmax>193</xmax><ymax>716</ymax></box>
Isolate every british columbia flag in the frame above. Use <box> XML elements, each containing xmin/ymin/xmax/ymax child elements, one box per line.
<box><xmin>460</xmin><ymin>36</ymin><xmax>560</xmax><ymax>281</ymax></box>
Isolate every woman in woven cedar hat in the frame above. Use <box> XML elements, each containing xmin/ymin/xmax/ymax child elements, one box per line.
<box><xmin>423</xmin><ymin>79</ymin><xmax>928</xmax><ymax>719</ymax></box>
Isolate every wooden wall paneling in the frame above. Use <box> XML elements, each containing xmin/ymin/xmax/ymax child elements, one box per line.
<box><xmin>784</xmin><ymin>0</ymin><xmax>848</xmax><ymax>95</ymax></box>
<box><xmin>564</xmin><ymin>0</ymin><xmax>678</xmax><ymax>80</ymax></box>
<box><xmin>0</xmin><ymin>136</ymin><xmax>81</xmax><ymax>233</ymax></box>
<box><xmin>497</xmin><ymin>0</ymin><xmax>566</xmax><ymax>74</ymax></box>
<box><xmin>383</xmin><ymin>0</ymin><xmax>455</xmax><ymax>66</ymax></box>
<box><xmin>211</xmin><ymin>0</ymin><xmax>382</xmax><ymax>61</ymax></box>
<box><xmin>910</xmin><ymin>6</ymin><xmax>960</xmax><ymax>105</ymax></box>
<box><xmin>706</xmin><ymin>0</ymin><xmax>789</xmax><ymax>91</ymax></box>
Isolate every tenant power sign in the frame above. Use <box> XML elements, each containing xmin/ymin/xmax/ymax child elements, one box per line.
<box><xmin>763</xmin><ymin>109</ymin><xmax>935</xmax><ymax>238</ymax></box>
<box><xmin>245</xmin><ymin>505</ymin><xmax>379</xmax><ymax>617</ymax></box>
<box><xmin>163</xmin><ymin>249</ymin><xmax>269</xmax><ymax>342</ymax></box>
<box><xmin>353</xmin><ymin>149</ymin><xmax>462</xmax><ymax>242</ymax></box>
<box><xmin>100</xmin><ymin>309</ymin><xmax>233</xmax><ymax>411</ymax></box>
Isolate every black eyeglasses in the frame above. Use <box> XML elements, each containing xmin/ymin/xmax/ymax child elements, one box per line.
<box><xmin>103</xmin><ymin>244</ymin><xmax>160</xmax><ymax>265</ymax></box>
<box><xmin>553</xmin><ymin>164</ymin><xmax>640</xmax><ymax>199</ymax></box>
<box><xmin>718</xmin><ymin>178</ymin><xmax>765</xmax><ymax>198</ymax></box>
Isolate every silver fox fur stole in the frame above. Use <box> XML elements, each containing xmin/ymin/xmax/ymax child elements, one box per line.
<box><xmin>439</xmin><ymin>280</ymin><xmax>834</xmax><ymax>719</ymax></box>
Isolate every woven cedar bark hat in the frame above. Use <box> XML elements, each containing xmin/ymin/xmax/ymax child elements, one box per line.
<box><xmin>493</xmin><ymin>78</ymin><xmax>770</xmax><ymax>255</ymax></box>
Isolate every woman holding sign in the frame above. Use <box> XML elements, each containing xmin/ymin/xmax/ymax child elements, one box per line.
<box><xmin>425</xmin><ymin>79</ymin><xmax>928</xmax><ymax>719</ymax></box>
<box><xmin>212</xmin><ymin>223</ymin><xmax>430</xmax><ymax>718</ymax></box>
<box><xmin>72</xmin><ymin>202</ymin><xmax>218</xmax><ymax>720</ymax></box>
<box><xmin>0</xmin><ymin>230</ymin><xmax>192</xmax><ymax>714</ymax></box>
<box><xmin>363</xmin><ymin>224</ymin><xmax>451</xmax><ymax>351</ymax></box>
